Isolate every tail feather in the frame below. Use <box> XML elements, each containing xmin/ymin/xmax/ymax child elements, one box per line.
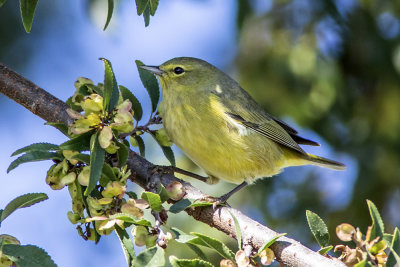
<box><xmin>306</xmin><ymin>153</ymin><xmax>346</xmax><ymax>170</ymax></box>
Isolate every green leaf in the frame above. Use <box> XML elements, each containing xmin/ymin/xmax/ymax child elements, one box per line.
<box><xmin>59</xmin><ymin>131</ymin><xmax>93</xmax><ymax>151</ymax></box>
<box><xmin>45</xmin><ymin>122</ymin><xmax>69</xmax><ymax>136</ymax></box>
<box><xmin>0</xmin><ymin>0</ymin><xmax>8</xmax><ymax>8</ymax></box>
<box><xmin>318</xmin><ymin>245</ymin><xmax>333</xmax><ymax>255</ymax></box>
<box><xmin>187</xmin><ymin>244</ymin><xmax>208</xmax><ymax>261</ymax></box>
<box><xmin>367</xmin><ymin>200</ymin><xmax>384</xmax><ymax>240</ymax></box>
<box><xmin>71</xmin><ymin>153</ymin><xmax>91</xmax><ymax>164</ymax></box>
<box><xmin>160</xmin><ymin>146</ymin><xmax>175</xmax><ymax>166</ymax></box>
<box><xmin>136</xmin><ymin>60</ymin><xmax>160</xmax><ymax>113</ymax></box>
<box><xmin>11</xmin><ymin>143</ymin><xmax>59</xmax><ymax>156</ymax></box>
<box><xmin>188</xmin><ymin>202</ymin><xmax>213</xmax><ymax>208</ymax></box>
<box><xmin>171</xmin><ymin>228</ymin><xmax>198</xmax><ymax>244</ymax></box>
<box><xmin>157</xmin><ymin>184</ymin><xmax>169</xmax><ymax>203</ymax></box>
<box><xmin>126</xmin><ymin>191</ymin><xmax>138</xmax><ymax>199</ymax></box>
<box><xmin>228</xmin><ymin>211</ymin><xmax>242</xmax><ymax>249</ymax></box>
<box><xmin>150</xmin><ymin>132</ymin><xmax>175</xmax><ymax>166</ymax></box>
<box><xmin>135</xmin><ymin>135</ymin><xmax>145</xmax><ymax>157</ymax></box>
<box><xmin>85</xmin><ymin>133</ymin><xmax>106</xmax><ymax>196</ymax></box>
<box><xmin>384</xmin><ymin>233</ymin><xmax>394</xmax><ymax>246</ymax></box>
<box><xmin>149</xmin><ymin>0</ymin><xmax>159</xmax><ymax>16</ymax></box>
<box><xmin>306</xmin><ymin>210</ymin><xmax>330</xmax><ymax>247</ymax></box>
<box><xmin>141</xmin><ymin>191</ymin><xmax>162</xmax><ymax>212</ymax></box>
<box><xmin>191</xmin><ymin>232</ymin><xmax>235</xmax><ymax>261</ymax></box>
<box><xmin>0</xmin><ymin>193</ymin><xmax>48</xmax><ymax>223</ymax></box>
<box><xmin>143</xmin><ymin>5</ymin><xmax>150</xmax><ymax>27</ymax></box>
<box><xmin>100</xmin><ymin>58</ymin><xmax>119</xmax><ymax>113</ymax></box>
<box><xmin>169</xmin><ymin>256</ymin><xmax>213</xmax><ymax>267</ymax></box>
<box><xmin>387</xmin><ymin>227</ymin><xmax>400</xmax><ymax>267</ymax></box>
<box><xmin>102</xmin><ymin>162</ymin><xmax>117</xmax><ymax>181</ymax></box>
<box><xmin>103</xmin><ymin>0</ymin><xmax>114</xmax><ymax>30</ymax></box>
<box><xmin>19</xmin><ymin>0</ymin><xmax>38</xmax><ymax>33</ymax></box>
<box><xmin>135</xmin><ymin>0</ymin><xmax>148</xmax><ymax>15</ymax></box>
<box><xmin>119</xmin><ymin>85</ymin><xmax>143</xmax><ymax>122</ymax></box>
<box><xmin>7</xmin><ymin>151</ymin><xmax>64</xmax><ymax>173</ymax></box>
<box><xmin>2</xmin><ymin>244</ymin><xmax>56</xmax><ymax>267</ymax></box>
<box><xmin>109</xmin><ymin>213</ymin><xmax>151</xmax><ymax>227</ymax></box>
<box><xmin>256</xmin><ymin>233</ymin><xmax>287</xmax><ymax>256</ymax></box>
<box><xmin>132</xmin><ymin>246</ymin><xmax>165</xmax><ymax>267</ymax></box>
<box><xmin>116</xmin><ymin>140</ymin><xmax>129</xmax><ymax>166</ymax></box>
<box><xmin>169</xmin><ymin>199</ymin><xmax>193</xmax><ymax>214</ymax></box>
<box><xmin>353</xmin><ymin>259</ymin><xmax>367</xmax><ymax>267</ymax></box>
<box><xmin>115</xmin><ymin>225</ymin><xmax>135</xmax><ymax>265</ymax></box>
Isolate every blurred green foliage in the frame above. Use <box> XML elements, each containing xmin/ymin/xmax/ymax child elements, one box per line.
<box><xmin>234</xmin><ymin>0</ymin><xmax>400</xmax><ymax>248</ymax></box>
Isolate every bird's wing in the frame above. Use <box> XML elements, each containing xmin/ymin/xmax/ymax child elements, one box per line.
<box><xmin>225</xmin><ymin>112</ymin><xmax>306</xmax><ymax>154</ymax></box>
<box><xmin>214</xmin><ymin>87</ymin><xmax>319</xmax><ymax>154</ymax></box>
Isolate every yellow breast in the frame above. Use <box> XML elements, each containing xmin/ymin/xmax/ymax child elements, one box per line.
<box><xmin>160</xmin><ymin>94</ymin><xmax>287</xmax><ymax>184</ymax></box>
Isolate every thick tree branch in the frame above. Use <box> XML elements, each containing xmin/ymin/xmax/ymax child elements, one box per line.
<box><xmin>0</xmin><ymin>62</ymin><xmax>346</xmax><ymax>267</ymax></box>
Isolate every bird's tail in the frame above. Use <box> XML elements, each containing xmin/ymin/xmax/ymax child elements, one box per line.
<box><xmin>306</xmin><ymin>153</ymin><xmax>346</xmax><ymax>170</ymax></box>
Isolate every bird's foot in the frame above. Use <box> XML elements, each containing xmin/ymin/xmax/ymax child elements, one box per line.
<box><xmin>197</xmin><ymin>195</ymin><xmax>231</xmax><ymax>209</ymax></box>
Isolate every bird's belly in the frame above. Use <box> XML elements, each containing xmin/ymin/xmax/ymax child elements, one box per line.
<box><xmin>162</xmin><ymin>105</ymin><xmax>286</xmax><ymax>184</ymax></box>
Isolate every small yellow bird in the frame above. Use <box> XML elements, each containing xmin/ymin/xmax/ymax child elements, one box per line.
<box><xmin>142</xmin><ymin>57</ymin><xmax>345</xmax><ymax>202</ymax></box>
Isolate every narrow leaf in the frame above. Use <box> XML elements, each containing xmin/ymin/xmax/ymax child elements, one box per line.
<box><xmin>103</xmin><ymin>0</ymin><xmax>114</xmax><ymax>30</ymax></box>
<box><xmin>136</xmin><ymin>60</ymin><xmax>160</xmax><ymax>113</ymax></box>
<box><xmin>71</xmin><ymin>153</ymin><xmax>91</xmax><ymax>164</ymax></box>
<box><xmin>135</xmin><ymin>0</ymin><xmax>148</xmax><ymax>15</ymax></box>
<box><xmin>157</xmin><ymin>184</ymin><xmax>169</xmax><ymax>203</ymax></box>
<box><xmin>150</xmin><ymin>132</ymin><xmax>175</xmax><ymax>166</ymax></box>
<box><xmin>59</xmin><ymin>131</ymin><xmax>93</xmax><ymax>151</ymax></box>
<box><xmin>171</xmin><ymin>228</ymin><xmax>198</xmax><ymax>244</ymax></box>
<box><xmin>135</xmin><ymin>135</ymin><xmax>145</xmax><ymax>157</ymax></box>
<box><xmin>1</xmin><ymin>193</ymin><xmax>48</xmax><ymax>223</ymax></box>
<box><xmin>149</xmin><ymin>0</ymin><xmax>159</xmax><ymax>16</ymax></box>
<box><xmin>318</xmin><ymin>245</ymin><xmax>333</xmax><ymax>255</ymax></box>
<box><xmin>115</xmin><ymin>225</ymin><xmax>135</xmax><ymax>265</ymax></box>
<box><xmin>116</xmin><ymin>140</ymin><xmax>129</xmax><ymax>166</ymax></box>
<box><xmin>389</xmin><ymin>248</ymin><xmax>400</xmax><ymax>267</ymax></box>
<box><xmin>11</xmin><ymin>143</ymin><xmax>59</xmax><ymax>156</ymax></box>
<box><xmin>141</xmin><ymin>191</ymin><xmax>162</xmax><ymax>212</ymax></box>
<box><xmin>19</xmin><ymin>0</ymin><xmax>39</xmax><ymax>33</ymax></box>
<box><xmin>169</xmin><ymin>199</ymin><xmax>193</xmax><ymax>214</ymax></box>
<box><xmin>160</xmin><ymin>146</ymin><xmax>175</xmax><ymax>166</ymax></box>
<box><xmin>100</xmin><ymin>58</ymin><xmax>119</xmax><ymax>113</ymax></box>
<box><xmin>85</xmin><ymin>133</ymin><xmax>106</xmax><ymax>196</ymax></box>
<box><xmin>7</xmin><ymin>151</ymin><xmax>63</xmax><ymax>173</ymax></box>
<box><xmin>143</xmin><ymin>5</ymin><xmax>150</xmax><ymax>26</ymax></box>
<box><xmin>306</xmin><ymin>210</ymin><xmax>330</xmax><ymax>247</ymax></box>
<box><xmin>187</xmin><ymin>244</ymin><xmax>208</xmax><ymax>261</ymax></box>
<box><xmin>132</xmin><ymin>246</ymin><xmax>165</xmax><ymax>267</ymax></box>
<box><xmin>228</xmin><ymin>211</ymin><xmax>242</xmax><ymax>249</ymax></box>
<box><xmin>102</xmin><ymin>162</ymin><xmax>117</xmax><ymax>181</ymax></box>
<box><xmin>256</xmin><ymin>233</ymin><xmax>287</xmax><ymax>256</ymax></box>
<box><xmin>2</xmin><ymin>244</ymin><xmax>56</xmax><ymax>267</ymax></box>
<box><xmin>387</xmin><ymin>227</ymin><xmax>400</xmax><ymax>267</ymax></box>
<box><xmin>45</xmin><ymin>122</ymin><xmax>69</xmax><ymax>136</ymax></box>
<box><xmin>191</xmin><ymin>232</ymin><xmax>235</xmax><ymax>261</ymax></box>
<box><xmin>119</xmin><ymin>85</ymin><xmax>143</xmax><ymax>121</ymax></box>
<box><xmin>367</xmin><ymin>200</ymin><xmax>384</xmax><ymax>240</ymax></box>
<box><xmin>109</xmin><ymin>213</ymin><xmax>151</xmax><ymax>227</ymax></box>
<box><xmin>169</xmin><ymin>256</ymin><xmax>213</xmax><ymax>267</ymax></box>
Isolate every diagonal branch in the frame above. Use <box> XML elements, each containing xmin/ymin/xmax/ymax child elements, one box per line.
<box><xmin>0</xmin><ymin>62</ymin><xmax>345</xmax><ymax>267</ymax></box>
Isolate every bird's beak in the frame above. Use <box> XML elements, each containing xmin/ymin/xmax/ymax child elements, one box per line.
<box><xmin>140</xmin><ymin>65</ymin><xmax>165</xmax><ymax>76</ymax></box>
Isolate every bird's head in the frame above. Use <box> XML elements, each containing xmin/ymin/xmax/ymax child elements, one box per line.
<box><xmin>141</xmin><ymin>57</ymin><xmax>219</xmax><ymax>92</ymax></box>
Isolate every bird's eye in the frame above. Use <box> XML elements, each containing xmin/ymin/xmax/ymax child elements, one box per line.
<box><xmin>173</xmin><ymin>67</ymin><xmax>185</xmax><ymax>75</ymax></box>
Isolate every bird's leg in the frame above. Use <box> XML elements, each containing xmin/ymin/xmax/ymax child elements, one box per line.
<box><xmin>153</xmin><ymin>165</ymin><xmax>208</xmax><ymax>183</ymax></box>
<box><xmin>201</xmin><ymin>181</ymin><xmax>248</xmax><ymax>208</ymax></box>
